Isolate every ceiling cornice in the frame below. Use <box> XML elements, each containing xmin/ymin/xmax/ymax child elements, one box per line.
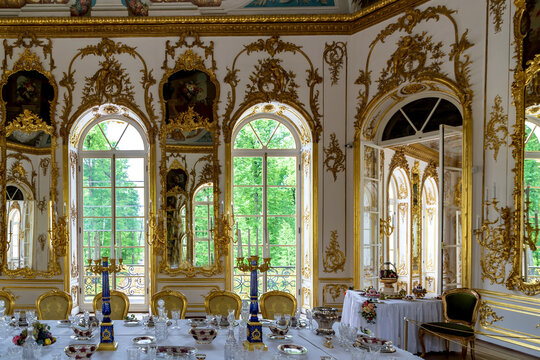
<box><xmin>0</xmin><ymin>0</ymin><xmax>429</xmax><ymax>37</ymax></box>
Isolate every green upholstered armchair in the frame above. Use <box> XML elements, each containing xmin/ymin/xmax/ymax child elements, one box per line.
<box><xmin>418</xmin><ymin>288</ymin><xmax>480</xmax><ymax>359</ymax></box>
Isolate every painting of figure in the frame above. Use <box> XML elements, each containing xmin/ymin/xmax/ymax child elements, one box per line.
<box><xmin>166</xmin><ymin>168</ymin><xmax>188</xmax><ymax>193</ymax></box>
<box><xmin>524</xmin><ymin>0</ymin><xmax>540</xmax><ymax>65</ymax></box>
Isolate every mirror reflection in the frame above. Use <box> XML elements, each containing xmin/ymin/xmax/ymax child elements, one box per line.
<box><xmin>6</xmin><ymin>185</ymin><xmax>34</xmax><ymax>270</ymax></box>
<box><xmin>165</xmin><ymin>167</ymin><xmax>188</xmax><ymax>268</ymax></box>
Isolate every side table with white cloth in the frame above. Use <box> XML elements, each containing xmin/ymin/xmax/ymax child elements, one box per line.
<box><xmin>341</xmin><ymin>290</ymin><xmax>460</xmax><ymax>354</ymax></box>
<box><xmin>0</xmin><ymin>319</ymin><xmax>424</xmax><ymax>359</ymax></box>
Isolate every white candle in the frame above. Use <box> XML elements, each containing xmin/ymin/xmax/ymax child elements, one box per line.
<box><xmin>263</xmin><ymin>229</ymin><xmax>268</xmax><ymax>259</ymax></box>
<box><xmin>248</xmin><ymin>229</ymin><xmax>251</xmax><ymax>257</ymax></box>
<box><xmin>238</xmin><ymin>229</ymin><xmax>243</xmax><ymax>258</ymax></box>
<box><xmin>476</xmin><ymin>215</ymin><xmax>480</xmax><ymax>230</ymax></box>
<box><xmin>110</xmin><ymin>236</ymin><xmax>115</xmax><ymax>259</ymax></box>
<box><xmin>220</xmin><ymin>200</ymin><xmax>224</xmax><ymax>214</ymax></box>
<box><xmin>93</xmin><ymin>233</ymin><xmax>97</xmax><ymax>260</ymax></box>
<box><xmin>493</xmin><ymin>183</ymin><xmax>496</xmax><ymax>199</ymax></box>
<box><xmin>118</xmin><ymin>233</ymin><xmax>122</xmax><ymax>260</ymax></box>
<box><xmin>256</xmin><ymin>228</ymin><xmax>259</xmax><ymax>256</ymax></box>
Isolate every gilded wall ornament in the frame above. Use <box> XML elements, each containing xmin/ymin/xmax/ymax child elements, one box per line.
<box><xmin>2</xmin><ymin>33</ymin><xmax>54</xmax><ymax>73</ymax></box>
<box><xmin>69</xmin><ymin>150</ymin><xmax>78</xmax><ymax>176</ymax></box>
<box><xmin>323</xmin><ymin>133</ymin><xmax>346</xmax><ymax>181</ymax></box>
<box><xmin>70</xmin><ymin>201</ymin><xmax>77</xmax><ymax>226</ymax></box>
<box><xmin>70</xmin><ymin>285</ymin><xmax>78</xmax><ymax>305</ymax></box>
<box><xmin>389</xmin><ymin>147</ymin><xmax>410</xmax><ymax>176</ymax></box>
<box><xmin>398</xmin><ymin>203</ymin><xmax>408</xmax><ymax>222</ymax></box>
<box><xmin>322</xmin><ymin>284</ymin><xmax>348</xmax><ymax>305</ymax></box>
<box><xmin>479</xmin><ymin>301</ymin><xmax>504</xmax><ymax>327</ymax></box>
<box><xmin>323</xmin><ymin>41</ymin><xmax>347</xmax><ymax>86</ymax></box>
<box><xmin>223</xmin><ymin>35</ymin><xmax>322</xmax><ymax>142</ymax></box>
<box><xmin>453</xmin><ymin>177</ymin><xmax>462</xmax><ymax>208</ymax></box>
<box><xmin>398</xmin><ymin>183</ymin><xmax>408</xmax><ymax>199</ymax></box>
<box><xmin>488</xmin><ymin>0</ymin><xmax>506</xmax><ymax>33</ymax></box>
<box><xmin>301</xmin><ymin>253</ymin><xmax>311</xmax><ymax>278</ymax></box>
<box><xmin>39</xmin><ymin>158</ymin><xmax>49</xmax><ymax>177</ymax></box>
<box><xmin>303</xmin><ymin>206</ymin><xmax>310</xmax><ymax>228</ymax></box>
<box><xmin>302</xmin><ymin>286</ymin><xmax>311</xmax><ymax>308</ymax></box>
<box><xmin>302</xmin><ymin>151</ymin><xmax>311</xmax><ymax>177</ymax></box>
<box><xmin>83</xmin><ymin>57</ymin><xmax>134</xmax><ymax>104</ymax></box>
<box><xmin>323</xmin><ymin>230</ymin><xmax>346</xmax><ymax>273</ymax></box>
<box><xmin>485</xmin><ymin>95</ymin><xmax>508</xmax><ymax>161</ymax></box>
<box><xmin>71</xmin><ymin>253</ymin><xmax>78</xmax><ymax>278</ymax></box>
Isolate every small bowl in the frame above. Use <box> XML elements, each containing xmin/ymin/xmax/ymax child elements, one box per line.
<box><xmin>189</xmin><ymin>318</ymin><xmax>208</xmax><ymax>328</ymax></box>
<box><xmin>72</xmin><ymin>327</ymin><xmax>93</xmax><ymax>339</ymax></box>
<box><xmin>64</xmin><ymin>343</ymin><xmax>97</xmax><ymax>359</ymax></box>
<box><xmin>189</xmin><ymin>327</ymin><xmax>217</xmax><ymax>344</ymax></box>
<box><xmin>269</xmin><ymin>324</ymin><xmax>289</xmax><ymax>336</ymax></box>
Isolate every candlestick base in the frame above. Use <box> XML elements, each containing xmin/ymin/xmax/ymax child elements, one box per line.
<box><xmin>243</xmin><ymin>340</ymin><xmax>268</xmax><ymax>352</ymax></box>
<box><xmin>97</xmin><ymin>341</ymin><xmax>118</xmax><ymax>351</ymax></box>
<box><xmin>97</xmin><ymin>321</ymin><xmax>117</xmax><ymax>351</ymax></box>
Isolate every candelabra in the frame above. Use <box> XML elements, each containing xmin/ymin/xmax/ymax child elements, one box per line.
<box><xmin>236</xmin><ymin>255</ymin><xmax>271</xmax><ymax>351</ymax></box>
<box><xmin>86</xmin><ymin>257</ymin><xmax>124</xmax><ymax>351</ymax></box>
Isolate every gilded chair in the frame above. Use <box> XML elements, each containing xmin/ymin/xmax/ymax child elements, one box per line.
<box><xmin>259</xmin><ymin>290</ymin><xmax>297</xmax><ymax>320</ymax></box>
<box><xmin>36</xmin><ymin>289</ymin><xmax>73</xmax><ymax>320</ymax></box>
<box><xmin>204</xmin><ymin>290</ymin><xmax>242</xmax><ymax>319</ymax></box>
<box><xmin>93</xmin><ymin>290</ymin><xmax>130</xmax><ymax>320</ymax></box>
<box><xmin>150</xmin><ymin>290</ymin><xmax>188</xmax><ymax>319</ymax></box>
<box><xmin>0</xmin><ymin>290</ymin><xmax>15</xmax><ymax>315</ymax></box>
<box><xmin>418</xmin><ymin>288</ymin><xmax>481</xmax><ymax>360</ymax></box>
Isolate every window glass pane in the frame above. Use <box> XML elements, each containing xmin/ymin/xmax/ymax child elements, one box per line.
<box><xmin>116</xmin><ymin>188</ymin><xmax>144</xmax><ymax>217</ymax></box>
<box><xmin>116</xmin><ymin>220</ymin><xmax>144</xmax><ymax>247</ymax></box>
<box><xmin>83</xmin><ymin>188</ymin><xmax>111</xmax><ymax>217</ymax></box>
<box><xmin>234</xmin><ymin>125</ymin><xmax>261</xmax><ymax>149</ymax></box>
<box><xmin>116</xmin><ymin>158</ymin><xmax>145</xmax><ymax>187</ymax></box>
<box><xmin>83</xmin><ymin>124</ymin><xmax>110</xmax><ymax>151</ymax></box>
<box><xmin>99</xmin><ymin>120</ymin><xmax>128</xmax><ymax>149</ymax></box>
<box><xmin>83</xmin><ymin>158</ymin><xmax>111</xmax><ymax>187</ymax></box>
<box><xmin>267</xmin><ymin>188</ymin><xmax>296</xmax><ymax>215</ymax></box>
<box><xmin>251</xmin><ymin>119</ymin><xmax>279</xmax><ymax>147</ymax></box>
<box><xmin>235</xmin><ymin>216</ymin><xmax>263</xmax><ymax>257</ymax></box>
<box><xmin>268</xmin><ymin>217</ymin><xmax>296</xmax><ymax>246</ymax></box>
<box><xmin>116</xmin><ymin>124</ymin><xmax>144</xmax><ymax>150</ymax></box>
<box><xmin>233</xmin><ymin>187</ymin><xmax>263</xmax><ymax>215</ymax></box>
<box><xmin>234</xmin><ymin>157</ymin><xmax>262</xmax><ymax>185</ymax></box>
<box><xmin>268</xmin><ymin>124</ymin><xmax>296</xmax><ymax>149</ymax></box>
<box><xmin>194</xmin><ymin>185</ymin><xmax>213</xmax><ymax>202</ymax></box>
<box><xmin>267</xmin><ymin>157</ymin><xmax>296</xmax><ymax>186</ymax></box>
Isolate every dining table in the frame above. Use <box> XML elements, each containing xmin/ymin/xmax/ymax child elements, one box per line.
<box><xmin>0</xmin><ymin>317</ymin><xmax>423</xmax><ymax>359</ymax></box>
<box><xmin>341</xmin><ymin>290</ymin><xmax>460</xmax><ymax>354</ymax></box>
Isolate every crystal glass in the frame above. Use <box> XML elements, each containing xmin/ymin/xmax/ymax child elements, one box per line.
<box><xmin>147</xmin><ymin>345</ymin><xmax>157</xmax><ymax>360</ymax></box>
<box><xmin>142</xmin><ymin>314</ymin><xmax>150</xmax><ymax>331</ymax></box>
<box><xmin>7</xmin><ymin>346</ymin><xmax>23</xmax><ymax>360</ymax></box>
<box><xmin>215</xmin><ymin>314</ymin><xmax>222</xmax><ymax>328</ymax></box>
<box><xmin>13</xmin><ymin>310</ymin><xmax>21</xmax><ymax>330</ymax></box>
<box><xmin>171</xmin><ymin>310</ymin><xmax>180</xmax><ymax>330</ymax></box>
<box><xmin>350</xmin><ymin>347</ymin><xmax>367</xmax><ymax>360</ymax></box>
<box><xmin>306</xmin><ymin>309</ymin><xmax>313</xmax><ymax>330</ymax></box>
<box><xmin>126</xmin><ymin>347</ymin><xmax>141</xmax><ymax>360</ymax></box>
<box><xmin>294</xmin><ymin>309</ymin><xmax>301</xmax><ymax>329</ymax></box>
<box><xmin>227</xmin><ymin>309</ymin><xmax>235</xmax><ymax>328</ymax></box>
<box><xmin>155</xmin><ymin>320</ymin><xmax>168</xmax><ymax>342</ymax></box>
<box><xmin>95</xmin><ymin>310</ymin><xmax>103</xmax><ymax>324</ymax></box>
<box><xmin>26</xmin><ymin>310</ymin><xmax>36</xmax><ymax>327</ymax></box>
<box><xmin>240</xmin><ymin>309</ymin><xmax>249</xmax><ymax>326</ymax></box>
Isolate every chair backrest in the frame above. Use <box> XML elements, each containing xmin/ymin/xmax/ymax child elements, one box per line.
<box><xmin>93</xmin><ymin>290</ymin><xmax>130</xmax><ymax>320</ymax></box>
<box><xmin>442</xmin><ymin>288</ymin><xmax>481</xmax><ymax>326</ymax></box>
<box><xmin>150</xmin><ymin>290</ymin><xmax>188</xmax><ymax>319</ymax></box>
<box><xmin>259</xmin><ymin>290</ymin><xmax>297</xmax><ymax>320</ymax></box>
<box><xmin>0</xmin><ymin>290</ymin><xmax>15</xmax><ymax>315</ymax></box>
<box><xmin>204</xmin><ymin>290</ymin><xmax>242</xmax><ymax>318</ymax></box>
<box><xmin>36</xmin><ymin>289</ymin><xmax>73</xmax><ymax>320</ymax></box>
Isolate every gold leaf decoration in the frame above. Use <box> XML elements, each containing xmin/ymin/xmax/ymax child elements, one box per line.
<box><xmin>484</xmin><ymin>95</ymin><xmax>508</xmax><ymax>161</ymax></box>
<box><xmin>489</xmin><ymin>0</ymin><xmax>506</xmax><ymax>33</ymax></box>
<box><xmin>479</xmin><ymin>301</ymin><xmax>504</xmax><ymax>327</ymax></box>
<box><xmin>71</xmin><ymin>253</ymin><xmax>78</xmax><ymax>278</ymax></box>
<box><xmin>323</xmin><ymin>230</ymin><xmax>346</xmax><ymax>273</ymax></box>
<box><xmin>323</xmin><ymin>133</ymin><xmax>346</xmax><ymax>181</ymax></box>
<box><xmin>69</xmin><ymin>150</ymin><xmax>78</xmax><ymax>176</ymax></box>
<box><xmin>6</xmin><ymin>109</ymin><xmax>52</xmax><ymax>136</ymax></box>
<box><xmin>327</xmin><ymin>284</ymin><xmax>348</xmax><ymax>301</ymax></box>
<box><xmin>302</xmin><ymin>151</ymin><xmax>311</xmax><ymax>177</ymax></box>
<box><xmin>83</xmin><ymin>57</ymin><xmax>134</xmax><ymax>104</ymax></box>
<box><xmin>244</xmin><ymin>57</ymin><xmax>299</xmax><ymax>105</ymax></box>
<box><xmin>301</xmin><ymin>253</ymin><xmax>311</xmax><ymax>279</ymax></box>
<box><xmin>323</xmin><ymin>41</ymin><xmax>347</xmax><ymax>86</ymax></box>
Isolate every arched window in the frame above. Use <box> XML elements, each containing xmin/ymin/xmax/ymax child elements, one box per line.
<box><xmin>193</xmin><ymin>183</ymin><xmax>214</xmax><ymax>267</ymax></box>
<box><xmin>78</xmin><ymin>117</ymin><xmax>148</xmax><ymax>309</ymax></box>
<box><xmin>6</xmin><ymin>185</ymin><xmax>32</xmax><ymax>270</ymax></box>
<box><xmin>232</xmin><ymin>117</ymin><xmax>301</xmax><ymax>298</ymax></box>
<box><xmin>524</xmin><ymin>119</ymin><xmax>540</xmax><ymax>281</ymax></box>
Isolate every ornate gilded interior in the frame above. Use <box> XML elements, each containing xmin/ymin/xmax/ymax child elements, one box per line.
<box><xmin>0</xmin><ymin>46</ymin><xmax>66</xmax><ymax>278</ymax></box>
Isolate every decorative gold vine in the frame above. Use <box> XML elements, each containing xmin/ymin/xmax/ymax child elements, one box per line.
<box><xmin>323</xmin><ymin>284</ymin><xmax>349</xmax><ymax>305</ymax></box>
<box><xmin>488</xmin><ymin>0</ymin><xmax>506</xmax><ymax>33</ymax></box>
<box><xmin>485</xmin><ymin>95</ymin><xmax>508</xmax><ymax>161</ymax></box>
<box><xmin>223</xmin><ymin>35</ymin><xmax>323</xmax><ymax>143</ymax></box>
<box><xmin>354</xmin><ymin>5</ymin><xmax>473</xmax><ymax>139</ymax></box>
<box><xmin>479</xmin><ymin>301</ymin><xmax>504</xmax><ymax>327</ymax></box>
<box><xmin>59</xmin><ymin>38</ymin><xmax>157</xmax><ymax>141</ymax></box>
<box><xmin>323</xmin><ymin>133</ymin><xmax>346</xmax><ymax>181</ymax></box>
<box><xmin>323</xmin><ymin>41</ymin><xmax>347</xmax><ymax>86</ymax></box>
<box><xmin>323</xmin><ymin>230</ymin><xmax>346</xmax><ymax>273</ymax></box>
<box><xmin>301</xmin><ymin>253</ymin><xmax>311</xmax><ymax>278</ymax></box>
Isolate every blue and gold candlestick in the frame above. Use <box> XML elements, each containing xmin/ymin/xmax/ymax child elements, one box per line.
<box><xmin>236</xmin><ymin>255</ymin><xmax>271</xmax><ymax>351</ymax></box>
<box><xmin>87</xmin><ymin>256</ymin><xmax>124</xmax><ymax>351</ymax></box>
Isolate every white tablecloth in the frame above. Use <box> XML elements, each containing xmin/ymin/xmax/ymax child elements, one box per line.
<box><xmin>341</xmin><ymin>291</ymin><xmax>459</xmax><ymax>354</ymax></box>
<box><xmin>0</xmin><ymin>319</ymin><xmax>423</xmax><ymax>359</ymax></box>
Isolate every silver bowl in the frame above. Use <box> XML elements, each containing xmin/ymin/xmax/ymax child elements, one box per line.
<box><xmin>312</xmin><ymin>307</ymin><xmax>339</xmax><ymax>336</ymax></box>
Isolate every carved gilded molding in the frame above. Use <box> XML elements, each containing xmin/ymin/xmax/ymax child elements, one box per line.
<box><xmin>421</xmin><ymin>161</ymin><xmax>438</xmax><ymax>189</ymax></box>
<box><xmin>59</xmin><ymin>38</ymin><xmax>157</xmax><ymax>142</ymax></box>
<box><xmin>479</xmin><ymin>301</ymin><xmax>504</xmax><ymax>327</ymax></box>
<box><xmin>223</xmin><ymin>35</ymin><xmax>322</xmax><ymax>143</ymax></box>
<box><xmin>302</xmin><ymin>151</ymin><xmax>311</xmax><ymax>177</ymax></box>
<box><xmin>323</xmin><ymin>133</ymin><xmax>346</xmax><ymax>181</ymax></box>
<box><xmin>322</xmin><ymin>283</ymin><xmax>348</xmax><ymax>305</ymax></box>
<box><xmin>354</xmin><ymin>6</ymin><xmax>473</xmax><ymax>140</ymax></box>
<box><xmin>322</xmin><ymin>230</ymin><xmax>346</xmax><ymax>273</ymax></box>
<box><xmin>0</xmin><ymin>0</ymin><xmax>431</xmax><ymax>37</ymax></box>
<box><xmin>485</xmin><ymin>95</ymin><xmax>509</xmax><ymax>161</ymax></box>
<box><xmin>301</xmin><ymin>253</ymin><xmax>311</xmax><ymax>279</ymax></box>
<box><xmin>388</xmin><ymin>147</ymin><xmax>410</xmax><ymax>176</ymax></box>
<box><xmin>301</xmin><ymin>286</ymin><xmax>311</xmax><ymax>308</ymax></box>
<box><xmin>323</xmin><ymin>41</ymin><xmax>347</xmax><ymax>86</ymax></box>
<box><xmin>488</xmin><ymin>0</ymin><xmax>506</xmax><ymax>33</ymax></box>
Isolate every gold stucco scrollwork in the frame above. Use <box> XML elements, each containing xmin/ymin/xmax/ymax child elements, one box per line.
<box><xmin>301</xmin><ymin>253</ymin><xmax>311</xmax><ymax>279</ymax></box>
<box><xmin>323</xmin><ymin>133</ymin><xmax>346</xmax><ymax>181</ymax></box>
<box><xmin>223</xmin><ymin>35</ymin><xmax>322</xmax><ymax>143</ymax></box>
<box><xmin>323</xmin><ymin>41</ymin><xmax>347</xmax><ymax>86</ymax></box>
<box><xmin>488</xmin><ymin>0</ymin><xmax>506</xmax><ymax>33</ymax></box>
<box><xmin>323</xmin><ymin>230</ymin><xmax>346</xmax><ymax>273</ymax></box>
<box><xmin>322</xmin><ymin>284</ymin><xmax>349</xmax><ymax>306</ymax></box>
<box><xmin>485</xmin><ymin>95</ymin><xmax>508</xmax><ymax>161</ymax></box>
<box><xmin>479</xmin><ymin>301</ymin><xmax>504</xmax><ymax>327</ymax></box>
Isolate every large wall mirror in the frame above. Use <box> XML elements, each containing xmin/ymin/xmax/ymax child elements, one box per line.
<box><xmin>0</xmin><ymin>58</ymin><xmax>63</xmax><ymax>277</ymax></box>
<box><xmin>157</xmin><ymin>64</ymin><xmax>221</xmax><ymax>277</ymax></box>
<box><xmin>511</xmin><ymin>0</ymin><xmax>540</xmax><ymax>295</ymax></box>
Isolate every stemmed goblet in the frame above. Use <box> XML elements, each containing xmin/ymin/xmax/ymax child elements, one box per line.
<box><xmin>171</xmin><ymin>310</ymin><xmax>181</xmax><ymax>330</ymax></box>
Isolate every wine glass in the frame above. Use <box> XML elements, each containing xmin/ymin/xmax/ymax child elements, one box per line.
<box><xmin>294</xmin><ymin>309</ymin><xmax>301</xmax><ymax>330</ymax></box>
<box><xmin>95</xmin><ymin>310</ymin><xmax>103</xmax><ymax>325</ymax></box>
<box><xmin>227</xmin><ymin>309</ymin><xmax>235</xmax><ymax>328</ymax></box>
<box><xmin>215</xmin><ymin>314</ymin><xmax>222</xmax><ymax>328</ymax></box>
<box><xmin>306</xmin><ymin>309</ymin><xmax>313</xmax><ymax>330</ymax></box>
<box><xmin>171</xmin><ymin>310</ymin><xmax>180</xmax><ymax>330</ymax></box>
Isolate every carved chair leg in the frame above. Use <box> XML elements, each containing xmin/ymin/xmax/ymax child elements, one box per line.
<box><xmin>418</xmin><ymin>327</ymin><xmax>427</xmax><ymax>358</ymax></box>
<box><xmin>461</xmin><ymin>339</ymin><xmax>468</xmax><ymax>360</ymax></box>
<box><xmin>470</xmin><ymin>339</ymin><xmax>476</xmax><ymax>360</ymax></box>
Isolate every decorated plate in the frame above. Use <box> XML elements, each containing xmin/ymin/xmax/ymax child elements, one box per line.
<box><xmin>156</xmin><ymin>346</ymin><xmax>197</xmax><ymax>356</ymax></box>
<box><xmin>132</xmin><ymin>336</ymin><xmax>156</xmax><ymax>346</ymax></box>
<box><xmin>70</xmin><ymin>334</ymin><xmax>96</xmax><ymax>341</ymax></box>
<box><xmin>278</xmin><ymin>344</ymin><xmax>308</xmax><ymax>355</ymax></box>
<box><xmin>354</xmin><ymin>335</ymin><xmax>395</xmax><ymax>353</ymax></box>
<box><xmin>267</xmin><ymin>334</ymin><xmax>293</xmax><ymax>341</ymax></box>
<box><xmin>124</xmin><ymin>320</ymin><xmax>141</xmax><ymax>327</ymax></box>
<box><xmin>144</xmin><ymin>320</ymin><xmax>172</xmax><ymax>327</ymax></box>
<box><xmin>57</xmin><ymin>320</ymin><xmax>72</xmax><ymax>327</ymax></box>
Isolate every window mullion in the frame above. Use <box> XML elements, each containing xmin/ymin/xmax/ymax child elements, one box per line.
<box><xmin>263</xmin><ymin>151</ymin><xmax>268</xmax><ymax>293</ymax></box>
<box><xmin>111</xmin><ymin>154</ymin><xmax>117</xmax><ymax>289</ymax></box>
